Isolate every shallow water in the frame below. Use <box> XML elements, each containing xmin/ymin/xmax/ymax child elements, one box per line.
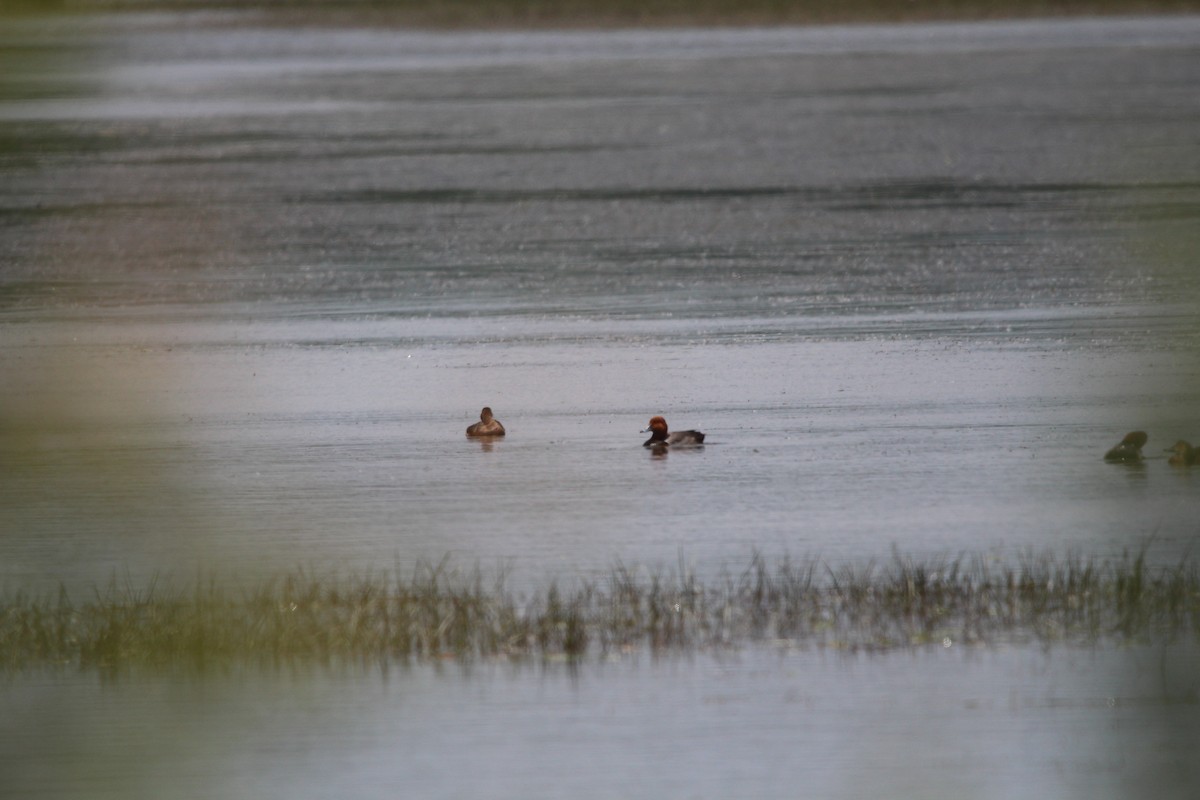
<box><xmin>1</xmin><ymin>12</ymin><xmax>1199</xmax><ymax>799</ymax></box>
<box><xmin>2</xmin><ymin>14</ymin><xmax>1199</xmax><ymax>592</ymax></box>
<box><xmin>3</xmin><ymin>321</ymin><xmax>1198</xmax><ymax>594</ymax></box>
<box><xmin>2</xmin><ymin>643</ymin><xmax>1198</xmax><ymax>800</ymax></box>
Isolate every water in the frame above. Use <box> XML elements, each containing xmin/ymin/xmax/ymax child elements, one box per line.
<box><xmin>5</xmin><ymin>323</ymin><xmax>1197</xmax><ymax>592</ymax></box>
<box><xmin>2</xmin><ymin>644</ymin><xmax>1198</xmax><ymax>799</ymax></box>
<box><xmin>1</xmin><ymin>12</ymin><xmax>1199</xmax><ymax>799</ymax></box>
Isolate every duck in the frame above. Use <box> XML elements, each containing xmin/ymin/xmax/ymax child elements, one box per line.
<box><xmin>1165</xmin><ymin>440</ymin><xmax>1197</xmax><ymax>467</ymax></box>
<box><xmin>1103</xmin><ymin>431</ymin><xmax>1147</xmax><ymax>462</ymax></box>
<box><xmin>466</xmin><ymin>407</ymin><xmax>505</xmax><ymax>437</ymax></box>
<box><xmin>642</xmin><ymin>416</ymin><xmax>705</xmax><ymax>448</ymax></box>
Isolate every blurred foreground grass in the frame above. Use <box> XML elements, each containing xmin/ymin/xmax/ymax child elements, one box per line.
<box><xmin>2</xmin><ymin>0</ymin><xmax>1199</xmax><ymax>27</ymax></box>
<box><xmin>3</xmin><ymin>550</ymin><xmax>1198</xmax><ymax>673</ymax></box>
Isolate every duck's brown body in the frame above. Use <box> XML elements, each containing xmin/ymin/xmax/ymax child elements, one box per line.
<box><xmin>466</xmin><ymin>407</ymin><xmax>506</xmax><ymax>437</ymax></box>
<box><xmin>1166</xmin><ymin>440</ymin><xmax>1197</xmax><ymax>467</ymax></box>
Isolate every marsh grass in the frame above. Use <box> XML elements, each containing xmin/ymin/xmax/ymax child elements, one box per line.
<box><xmin>2</xmin><ymin>549</ymin><xmax>1198</xmax><ymax>673</ymax></box>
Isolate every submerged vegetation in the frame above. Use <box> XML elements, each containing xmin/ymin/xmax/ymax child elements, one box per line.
<box><xmin>2</xmin><ymin>550</ymin><xmax>1198</xmax><ymax>673</ymax></box>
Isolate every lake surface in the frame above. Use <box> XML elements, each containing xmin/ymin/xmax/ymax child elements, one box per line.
<box><xmin>2</xmin><ymin>642</ymin><xmax>1198</xmax><ymax>800</ymax></box>
<box><xmin>1</xmin><ymin>12</ymin><xmax>1199</xmax><ymax>799</ymax></box>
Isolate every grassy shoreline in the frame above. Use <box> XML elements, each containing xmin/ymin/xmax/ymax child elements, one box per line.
<box><xmin>3</xmin><ymin>1</ymin><xmax>1200</xmax><ymax>28</ymax></box>
<box><xmin>2</xmin><ymin>550</ymin><xmax>1197</xmax><ymax>673</ymax></box>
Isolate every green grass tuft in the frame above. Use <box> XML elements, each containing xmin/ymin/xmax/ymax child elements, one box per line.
<box><xmin>2</xmin><ymin>549</ymin><xmax>1198</xmax><ymax>674</ymax></box>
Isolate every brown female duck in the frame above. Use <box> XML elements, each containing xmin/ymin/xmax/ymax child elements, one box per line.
<box><xmin>466</xmin><ymin>407</ymin><xmax>506</xmax><ymax>437</ymax></box>
<box><xmin>1165</xmin><ymin>440</ymin><xmax>1197</xmax><ymax>467</ymax></box>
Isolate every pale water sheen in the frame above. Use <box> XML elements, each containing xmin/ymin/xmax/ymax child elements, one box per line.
<box><xmin>1</xmin><ymin>13</ymin><xmax>1199</xmax><ymax>799</ymax></box>
<box><xmin>2</xmin><ymin>644</ymin><xmax>1198</xmax><ymax>799</ymax></box>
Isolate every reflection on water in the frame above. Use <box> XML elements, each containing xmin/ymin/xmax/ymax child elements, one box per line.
<box><xmin>1</xmin><ymin>11</ymin><xmax>1199</xmax><ymax>800</ymax></box>
<box><xmin>1</xmin><ymin>643</ymin><xmax>1197</xmax><ymax>800</ymax></box>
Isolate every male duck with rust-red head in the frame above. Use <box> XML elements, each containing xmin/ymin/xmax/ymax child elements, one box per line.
<box><xmin>642</xmin><ymin>416</ymin><xmax>705</xmax><ymax>448</ymax></box>
<box><xmin>1104</xmin><ymin>431</ymin><xmax>1147</xmax><ymax>462</ymax></box>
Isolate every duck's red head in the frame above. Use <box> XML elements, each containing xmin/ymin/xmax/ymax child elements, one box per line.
<box><xmin>1122</xmin><ymin>431</ymin><xmax>1148</xmax><ymax>449</ymax></box>
<box><xmin>643</xmin><ymin>416</ymin><xmax>668</xmax><ymax>435</ymax></box>
<box><xmin>480</xmin><ymin>407</ymin><xmax>494</xmax><ymax>422</ymax></box>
